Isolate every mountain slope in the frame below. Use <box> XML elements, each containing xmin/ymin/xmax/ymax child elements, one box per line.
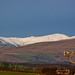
<box><xmin>0</xmin><ymin>38</ymin><xmax>75</xmax><ymax>64</ymax></box>
<box><xmin>0</xmin><ymin>34</ymin><xmax>74</xmax><ymax>47</ymax></box>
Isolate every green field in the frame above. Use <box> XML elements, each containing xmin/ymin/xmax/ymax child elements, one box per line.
<box><xmin>0</xmin><ymin>71</ymin><xmax>39</xmax><ymax>75</ymax></box>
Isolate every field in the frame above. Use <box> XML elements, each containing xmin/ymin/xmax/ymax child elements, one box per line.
<box><xmin>0</xmin><ymin>71</ymin><xmax>39</xmax><ymax>75</ymax></box>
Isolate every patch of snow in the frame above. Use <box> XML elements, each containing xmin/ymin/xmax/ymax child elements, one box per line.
<box><xmin>0</xmin><ymin>34</ymin><xmax>74</xmax><ymax>47</ymax></box>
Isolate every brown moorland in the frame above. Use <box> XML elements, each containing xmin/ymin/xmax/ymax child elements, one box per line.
<box><xmin>0</xmin><ymin>38</ymin><xmax>75</xmax><ymax>63</ymax></box>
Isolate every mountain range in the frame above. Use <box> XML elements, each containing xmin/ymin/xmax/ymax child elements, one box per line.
<box><xmin>0</xmin><ymin>34</ymin><xmax>75</xmax><ymax>64</ymax></box>
<box><xmin>0</xmin><ymin>34</ymin><xmax>75</xmax><ymax>47</ymax></box>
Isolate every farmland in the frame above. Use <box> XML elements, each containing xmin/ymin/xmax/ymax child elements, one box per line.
<box><xmin>0</xmin><ymin>71</ymin><xmax>38</xmax><ymax>75</ymax></box>
<box><xmin>0</xmin><ymin>62</ymin><xmax>75</xmax><ymax>75</ymax></box>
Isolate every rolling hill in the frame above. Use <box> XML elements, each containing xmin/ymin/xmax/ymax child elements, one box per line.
<box><xmin>0</xmin><ymin>34</ymin><xmax>75</xmax><ymax>47</ymax></box>
<box><xmin>0</xmin><ymin>38</ymin><xmax>75</xmax><ymax>64</ymax></box>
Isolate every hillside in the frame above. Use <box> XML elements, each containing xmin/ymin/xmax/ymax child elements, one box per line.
<box><xmin>0</xmin><ymin>38</ymin><xmax>75</xmax><ymax>64</ymax></box>
<box><xmin>0</xmin><ymin>34</ymin><xmax>74</xmax><ymax>47</ymax></box>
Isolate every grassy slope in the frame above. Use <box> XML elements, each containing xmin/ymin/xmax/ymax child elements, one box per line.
<box><xmin>8</xmin><ymin>52</ymin><xmax>59</xmax><ymax>63</ymax></box>
<box><xmin>0</xmin><ymin>71</ymin><xmax>38</xmax><ymax>75</ymax></box>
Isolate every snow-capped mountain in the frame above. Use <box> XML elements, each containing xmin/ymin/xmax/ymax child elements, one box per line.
<box><xmin>0</xmin><ymin>34</ymin><xmax>75</xmax><ymax>47</ymax></box>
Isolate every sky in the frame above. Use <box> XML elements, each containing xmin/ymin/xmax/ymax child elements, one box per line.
<box><xmin>0</xmin><ymin>0</ymin><xmax>75</xmax><ymax>37</ymax></box>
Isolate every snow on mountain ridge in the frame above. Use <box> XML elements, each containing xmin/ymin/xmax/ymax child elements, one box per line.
<box><xmin>0</xmin><ymin>34</ymin><xmax>74</xmax><ymax>47</ymax></box>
